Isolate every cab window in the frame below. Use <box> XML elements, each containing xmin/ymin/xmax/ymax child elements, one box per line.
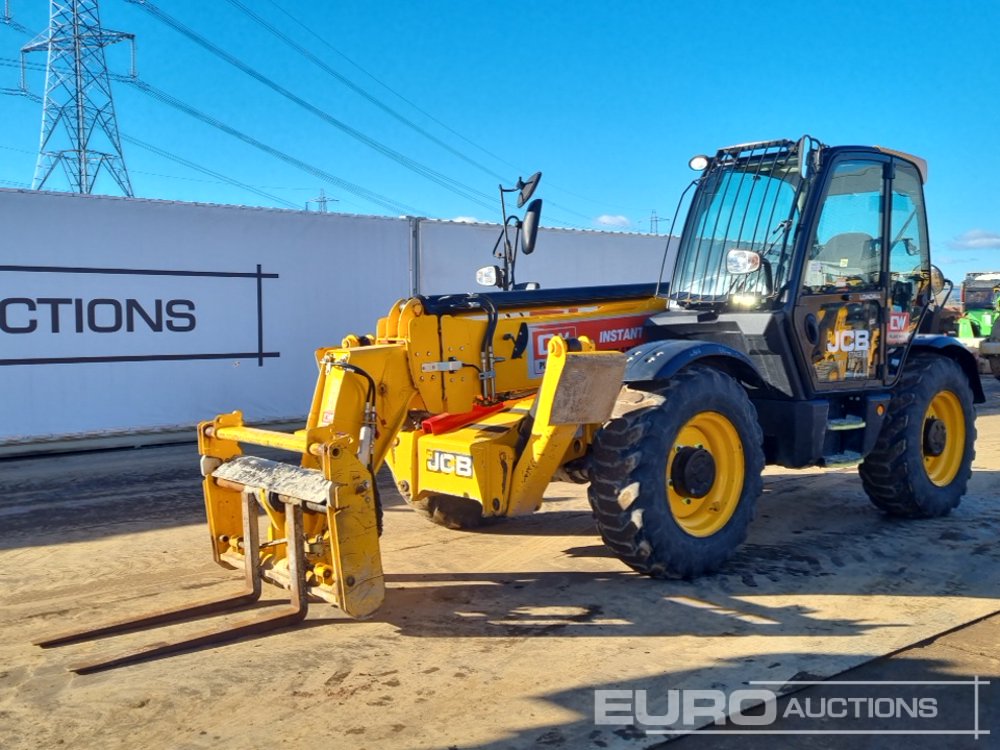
<box><xmin>887</xmin><ymin>161</ymin><xmax>930</xmax><ymax>372</ymax></box>
<box><xmin>804</xmin><ymin>159</ymin><xmax>884</xmax><ymax>293</ymax></box>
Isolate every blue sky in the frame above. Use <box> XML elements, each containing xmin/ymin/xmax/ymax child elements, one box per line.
<box><xmin>1</xmin><ymin>0</ymin><xmax>998</xmax><ymax>283</ymax></box>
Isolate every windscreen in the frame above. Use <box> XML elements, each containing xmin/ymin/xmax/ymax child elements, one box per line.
<box><xmin>964</xmin><ymin>288</ymin><xmax>998</xmax><ymax>310</ymax></box>
<box><xmin>671</xmin><ymin>143</ymin><xmax>803</xmax><ymax>308</ymax></box>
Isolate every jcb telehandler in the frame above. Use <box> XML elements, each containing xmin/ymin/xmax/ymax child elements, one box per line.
<box><xmin>39</xmin><ymin>137</ymin><xmax>983</xmax><ymax>672</ymax></box>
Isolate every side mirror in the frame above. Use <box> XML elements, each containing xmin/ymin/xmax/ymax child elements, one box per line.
<box><xmin>521</xmin><ymin>198</ymin><xmax>542</xmax><ymax>255</ymax></box>
<box><xmin>726</xmin><ymin>248</ymin><xmax>762</xmax><ymax>275</ymax></box>
<box><xmin>517</xmin><ymin>172</ymin><xmax>542</xmax><ymax>208</ymax></box>
<box><xmin>930</xmin><ymin>265</ymin><xmax>947</xmax><ymax>296</ymax></box>
<box><xmin>476</xmin><ymin>265</ymin><xmax>500</xmax><ymax>287</ymax></box>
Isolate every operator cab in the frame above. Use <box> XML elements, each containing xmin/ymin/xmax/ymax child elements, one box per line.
<box><xmin>648</xmin><ymin>137</ymin><xmax>941</xmax><ymax>399</ymax></box>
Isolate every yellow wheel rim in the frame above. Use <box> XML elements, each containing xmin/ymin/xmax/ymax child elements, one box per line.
<box><xmin>923</xmin><ymin>390</ymin><xmax>965</xmax><ymax>487</ymax></box>
<box><xmin>666</xmin><ymin>411</ymin><xmax>744</xmax><ymax>537</ymax></box>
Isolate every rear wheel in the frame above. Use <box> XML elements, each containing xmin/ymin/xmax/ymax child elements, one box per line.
<box><xmin>588</xmin><ymin>367</ymin><xmax>764</xmax><ymax>578</ymax></box>
<box><xmin>859</xmin><ymin>354</ymin><xmax>976</xmax><ymax>517</ymax></box>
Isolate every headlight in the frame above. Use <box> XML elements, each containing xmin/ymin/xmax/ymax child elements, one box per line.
<box><xmin>688</xmin><ymin>155</ymin><xmax>710</xmax><ymax>171</ymax></box>
<box><xmin>476</xmin><ymin>265</ymin><xmax>499</xmax><ymax>287</ymax></box>
<box><xmin>726</xmin><ymin>248</ymin><xmax>762</xmax><ymax>275</ymax></box>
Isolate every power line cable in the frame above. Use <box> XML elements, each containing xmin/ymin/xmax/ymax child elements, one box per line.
<box><xmin>3</xmin><ymin>75</ymin><xmax>401</xmax><ymax>213</ymax></box>
<box><xmin>123</xmin><ymin>77</ymin><xmax>424</xmax><ymax>215</ymax></box>
<box><xmin>6</xmin><ymin>52</ymin><xmax>592</xmax><ymax>227</ymax></box>
<box><xmin>0</xmin><ymin>143</ymin><xmax>35</xmax><ymax>154</ymax></box>
<box><xmin>122</xmin><ymin>134</ymin><xmax>300</xmax><ymax>209</ymax></box>
<box><xmin>5</xmin><ymin>16</ymin><xmax>641</xmax><ymax>224</ymax></box>
<box><xmin>0</xmin><ymin>10</ymin><xmax>29</xmax><ymax>34</ymax></box>
<box><xmin>252</xmin><ymin>2</ymin><xmax>606</xmax><ymax>224</ymax></box>
<box><xmin>131</xmin><ymin>169</ymin><xmax>314</xmax><ymax>192</ymax></box>
<box><xmin>7</xmin><ymin>75</ymin><xmax>588</xmax><ymax>227</ymax></box>
<box><xmin>261</xmin><ymin>0</ymin><xmax>524</xmax><ymax>175</ymax></box>
<box><xmin>223</xmin><ymin>0</ymin><xmax>510</xmax><ymax>184</ymax></box>
<box><xmin>126</xmin><ymin>0</ymin><xmax>498</xmax><ymax>212</ymax></box>
<box><xmin>260</xmin><ymin>1</ymin><xmax>627</xmax><ymax>220</ymax></box>
<box><xmin>5</xmin><ymin>53</ymin><xmax>590</xmax><ymax>227</ymax></box>
<box><xmin>5</xmin><ymin>84</ymin><xmax>296</xmax><ymax>208</ymax></box>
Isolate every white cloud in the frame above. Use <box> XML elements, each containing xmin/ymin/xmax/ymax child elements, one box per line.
<box><xmin>949</xmin><ymin>229</ymin><xmax>1000</xmax><ymax>250</ymax></box>
<box><xmin>451</xmin><ymin>216</ymin><xmax>480</xmax><ymax>223</ymax></box>
<box><xmin>595</xmin><ymin>214</ymin><xmax>630</xmax><ymax>228</ymax></box>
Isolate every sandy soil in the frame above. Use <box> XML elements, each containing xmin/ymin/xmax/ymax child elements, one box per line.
<box><xmin>1</xmin><ymin>380</ymin><xmax>998</xmax><ymax>749</ymax></box>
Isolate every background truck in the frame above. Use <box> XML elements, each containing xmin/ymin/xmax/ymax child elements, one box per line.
<box><xmin>957</xmin><ymin>271</ymin><xmax>1000</xmax><ymax>339</ymax></box>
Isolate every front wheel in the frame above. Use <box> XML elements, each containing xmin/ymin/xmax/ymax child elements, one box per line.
<box><xmin>859</xmin><ymin>354</ymin><xmax>976</xmax><ymax>517</ymax></box>
<box><xmin>588</xmin><ymin>367</ymin><xmax>764</xmax><ymax>578</ymax></box>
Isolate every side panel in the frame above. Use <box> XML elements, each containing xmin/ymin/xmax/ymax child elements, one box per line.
<box><xmin>435</xmin><ymin>296</ymin><xmax>665</xmax><ymax>413</ymax></box>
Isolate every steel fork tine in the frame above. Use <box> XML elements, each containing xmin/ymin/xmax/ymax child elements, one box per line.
<box><xmin>35</xmin><ymin>490</ymin><xmax>264</xmax><ymax>649</ymax></box>
<box><xmin>66</xmin><ymin>501</ymin><xmax>308</xmax><ymax>674</ymax></box>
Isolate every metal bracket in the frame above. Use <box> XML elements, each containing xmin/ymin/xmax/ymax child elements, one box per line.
<box><xmin>421</xmin><ymin>360</ymin><xmax>464</xmax><ymax>373</ymax></box>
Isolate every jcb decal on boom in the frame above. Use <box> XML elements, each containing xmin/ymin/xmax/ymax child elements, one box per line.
<box><xmin>527</xmin><ymin>314</ymin><xmax>649</xmax><ymax>376</ymax></box>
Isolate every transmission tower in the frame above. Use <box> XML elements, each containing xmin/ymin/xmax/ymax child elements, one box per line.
<box><xmin>21</xmin><ymin>0</ymin><xmax>135</xmax><ymax>196</ymax></box>
<box><xmin>307</xmin><ymin>188</ymin><xmax>338</xmax><ymax>212</ymax></box>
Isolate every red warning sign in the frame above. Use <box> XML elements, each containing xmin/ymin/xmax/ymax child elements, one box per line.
<box><xmin>888</xmin><ymin>311</ymin><xmax>911</xmax><ymax>345</ymax></box>
<box><xmin>526</xmin><ymin>314</ymin><xmax>650</xmax><ymax>377</ymax></box>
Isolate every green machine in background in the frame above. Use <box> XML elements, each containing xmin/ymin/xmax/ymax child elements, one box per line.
<box><xmin>958</xmin><ymin>272</ymin><xmax>1000</xmax><ymax>339</ymax></box>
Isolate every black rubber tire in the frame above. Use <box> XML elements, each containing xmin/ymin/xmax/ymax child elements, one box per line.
<box><xmin>408</xmin><ymin>493</ymin><xmax>486</xmax><ymax>530</ymax></box>
<box><xmin>989</xmin><ymin>355</ymin><xmax>1000</xmax><ymax>379</ymax></box>
<box><xmin>587</xmin><ymin>367</ymin><xmax>764</xmax><ymax>579</ymax></box>
<box><xmin>859</xmin><ymin>354</ymin><xmax>976</xmax><ymax>517</ymax></box>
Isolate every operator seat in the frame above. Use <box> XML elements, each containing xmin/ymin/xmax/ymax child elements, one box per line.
<box><xmin>818</xmin><ymin>232</ymin><xmax>878</xmax><ymax>284</ymax></box>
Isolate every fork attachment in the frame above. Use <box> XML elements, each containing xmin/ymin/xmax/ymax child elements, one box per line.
<box><xmin>35</xmin><ymin>490</ymin><xmax>309</xmax><ymax>674</ymax></box>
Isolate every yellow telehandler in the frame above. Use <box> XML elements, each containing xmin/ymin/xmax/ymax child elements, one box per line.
<box><xmin>38</xmin><ymin>138</ymin><xmax>983</xmax><ymax>672</ymax></box>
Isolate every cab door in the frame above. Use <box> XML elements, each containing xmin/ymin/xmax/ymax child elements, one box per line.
<box><xmin>884</xmin><ymin>159</ymin><xmax>932</xmax><ymax>380</ymax></box>
<box><xmin>792</xmin><ymin>154</ymin><xmax>889</xmax><ymax>392</ymax></box>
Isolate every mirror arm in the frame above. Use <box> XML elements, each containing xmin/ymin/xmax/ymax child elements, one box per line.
<box><xmin>939</xmin><ymin>278</ymin><xmax>954</xmax><ymax>309</ymax></box>
<box><xmin>510</xmin><ymin>222</ymin><xmax>521</xmax><ymax>289</ymax></box>
<box><xmin>498</xmin><ymin>185</ymin><xmax>515</xmax><ymax>287</ymax></box>
<box><xmin>491</xmin><ymin>229</ymin><xmax>505</xmax><ymax>259</ymax></box>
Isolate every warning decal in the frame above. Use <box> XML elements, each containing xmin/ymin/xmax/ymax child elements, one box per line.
<box><xmin>526</xmin><ymin>314</ymin><xmax>649</xmax><ymax>377</ymax></box>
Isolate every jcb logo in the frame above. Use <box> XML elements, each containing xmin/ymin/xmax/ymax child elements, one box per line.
<box><xmin>426</xmin><ymin>450</ymin><xmax>473</xmax><ymax>477</ymax></box>
<box><xmin>827</xmin><ymin>330</ymin><xmax>870</xmax><ymax>353</ymax></box>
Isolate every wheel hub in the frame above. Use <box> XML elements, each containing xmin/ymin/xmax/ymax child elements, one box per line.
<box><xmin>671</xmin><ymin>447</ymin><xmax>716</xmax><ymax>498</ymax></box>
<box><xmin>923</xmin><ymin>417</ymin><xmax>947</xmax><ymax>457</ymax></box>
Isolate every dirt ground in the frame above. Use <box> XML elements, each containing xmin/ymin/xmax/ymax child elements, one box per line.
<box><xmin>1</xmin><ymin>380</ymin><xmax>998</xmax><ymax>750</ymax></box>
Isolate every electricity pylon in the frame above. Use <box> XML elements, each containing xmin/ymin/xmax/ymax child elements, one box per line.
<box><xmin>21</xmin><ymin>0</ymin><xmax>135</xmax><ymax>195</ymax></box>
